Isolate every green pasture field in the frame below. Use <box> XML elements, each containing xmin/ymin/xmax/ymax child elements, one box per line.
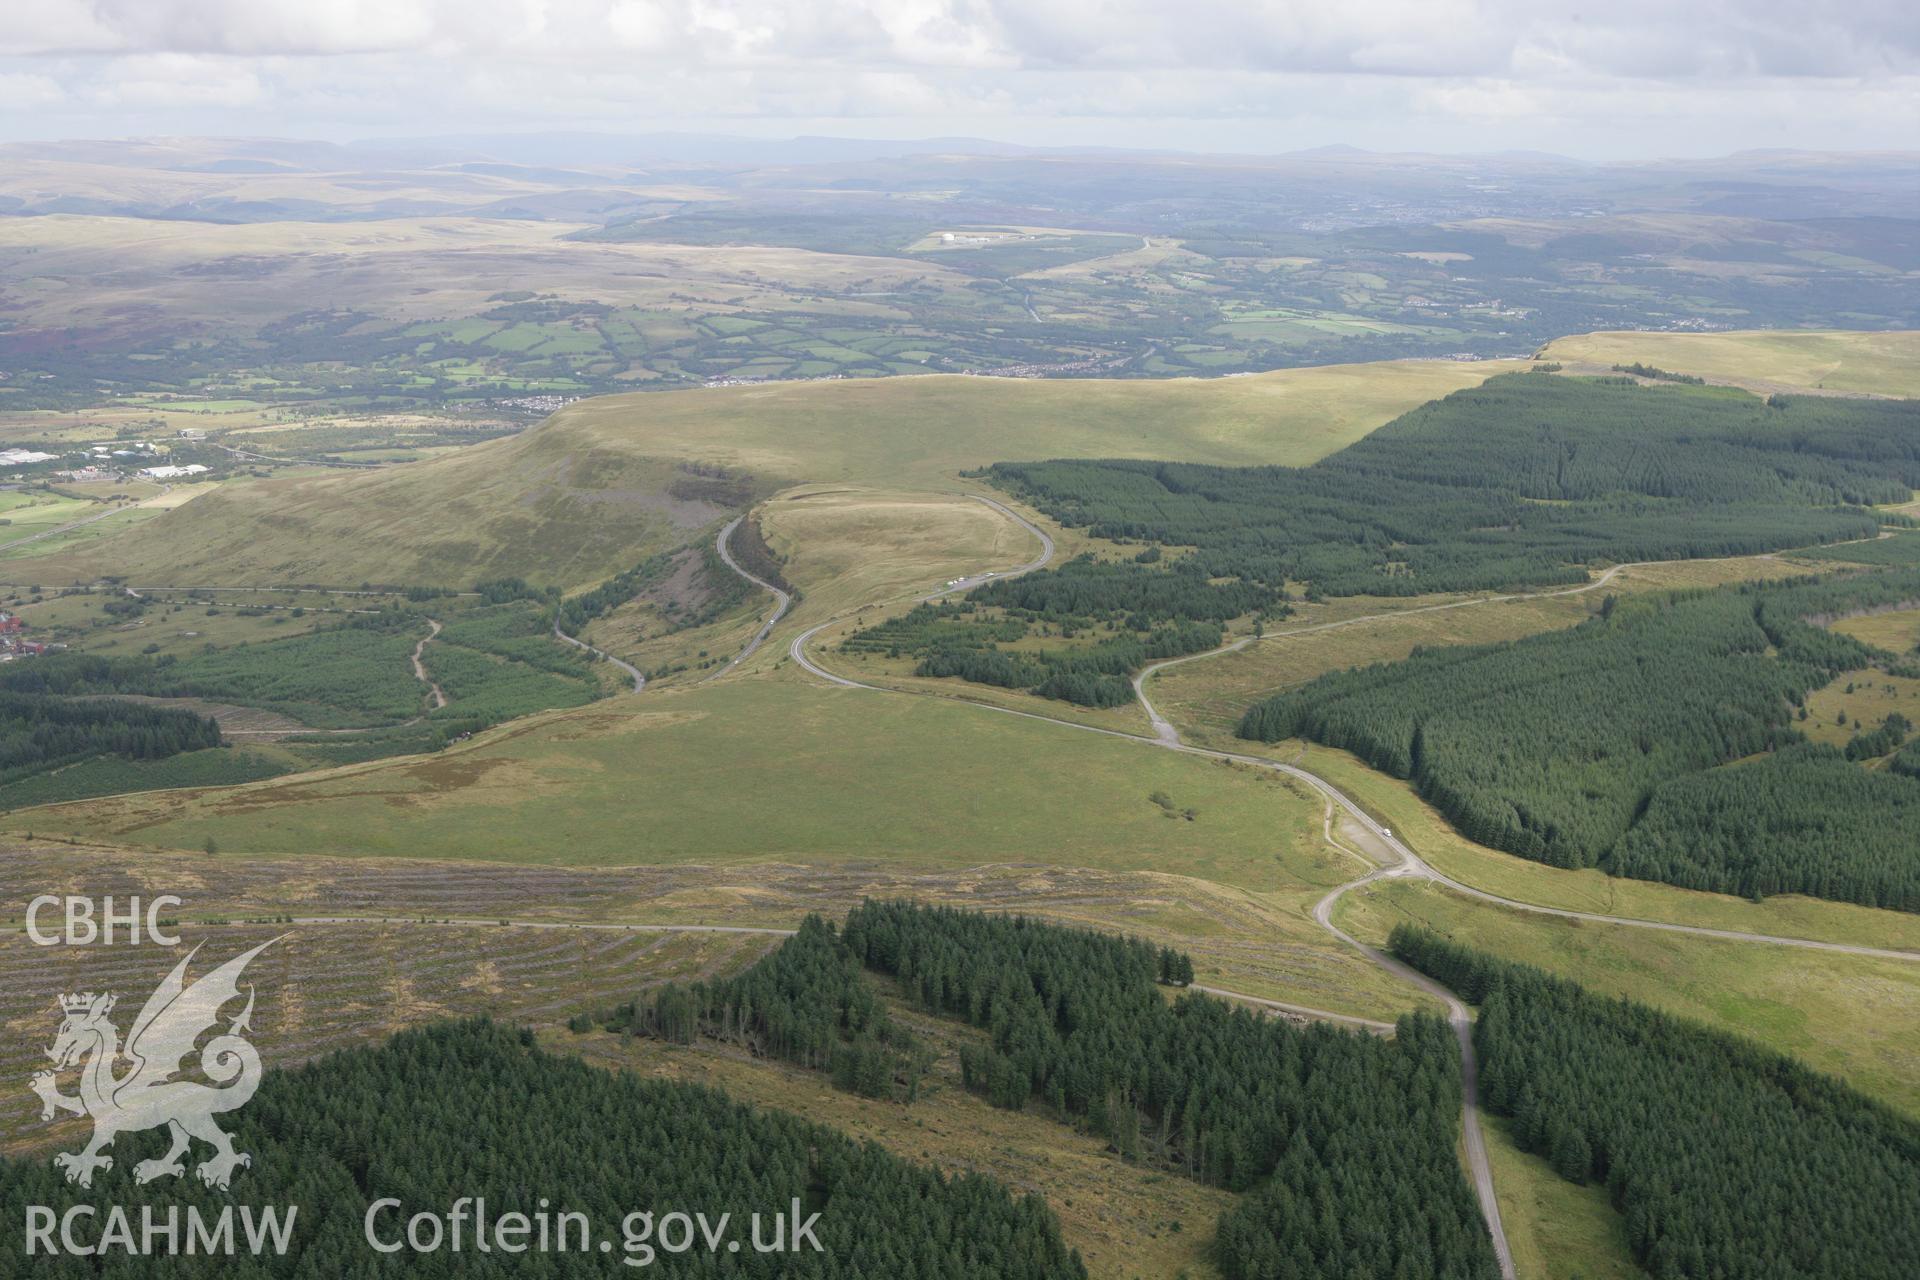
<box><xmin>0</xmin><ymin>493</ymin><xmax>99</xmax><ymax>536</ymax></box>
<box><xmin>0</xmin><ymin>505</ymin><xmax>163</xmax><ymax>561</ymax></box>
<box><xmin>0</xmin><ymin>492</ymin><xmax>78</xmax><ymax>517</ymax></box>
<box><xmin>133</xmin><ymin>398</ymin><xmax>265</xmax><ymax>412</ymax></box>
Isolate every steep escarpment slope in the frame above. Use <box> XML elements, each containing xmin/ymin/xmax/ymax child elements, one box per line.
<box><xmin>13</xmin><ymin>356</ymin><xmax>1517</xmax><ymax>591</ymax></box>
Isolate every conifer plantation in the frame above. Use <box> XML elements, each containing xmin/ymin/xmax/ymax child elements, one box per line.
<box><xmin>0</xmin><ymin>692</ymin><xmax>221</xmax><ymax>785</ymax></box>
<box><xmin>841</xmin><ymin>559</ymin><xmax>1270</xmax><ymax>707</ymax></box>
<box><xmin>1391</xmin><ymin>928</ymin><xmax>1920</xmax><ymax>1280</ymax></box>
<box><xmin>986</xmin><ymin>374</ymin><xmax>1910</xmax><ymax>599</ymax></box>
<box><xmin>0</xmin><ymin>599</ymin><xmax>602</xmax><ymax>790</ymax></box>
<box><xmin>11</xmin><ymin>56</ymin><xmax>1920</xmax><ymax>1280</ymax></box>
<box><xmin>3</xmin><ymin>1020</ymin><xmax>1087</xmax><ymax>1278</ymax></box>
<box><xmin>599</xmin><ymin>914</ymin><xmax>922</xmax><ymax>1099</ymax></box>
<box><xmin>1240</xmin><ymin>572</ymin><xmax>1920</xmax><ymax>909</ymax></box>
<box><xmin>888</xmin><ymin>374</ymin><xmax>1918</xmax><ymax>707</ymax></box>
<box><xmin>612</xmin><ymin>903</ymin><xmax>1500</xmax><ymax>1279</ymax></box>
<box><xmin>1612</xmin><ymin>742</ymin><xmax>1920</xmax><ymax>907</ymax></box>
<box><xmin>844</xmin><ymin>902</ymin><xmax>1497</xmax><ymax>1279</ymax></box>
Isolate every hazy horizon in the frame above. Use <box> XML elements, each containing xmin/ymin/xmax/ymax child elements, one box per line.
<box><xmin>9</xmin><ymin>129</ymin><xmax>1920</xmax><ymax>171</ymax></box>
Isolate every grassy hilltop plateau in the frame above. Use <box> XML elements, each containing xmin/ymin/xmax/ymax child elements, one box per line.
<box><xmin>4</xmin><ymin>138</ymin><xmax>1920</xmax><ymax>1280</ymax></box>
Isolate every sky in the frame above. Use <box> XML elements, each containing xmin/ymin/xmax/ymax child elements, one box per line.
<box><xmin>1</xmin><ymin>0</ymin><xmax>1916</xmax><ymax>158</ymax></box>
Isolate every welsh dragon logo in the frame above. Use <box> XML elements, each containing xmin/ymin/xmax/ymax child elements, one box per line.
<box><xmin>29</xmin><ymin>938</ymin><xmax>280</xmax><ymax>1190</ymax></box>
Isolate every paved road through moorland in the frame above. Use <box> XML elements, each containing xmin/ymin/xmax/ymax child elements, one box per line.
<box><xmin>712</xmin><ymin>515</ymin><xmax>793</xmax><ymax>672</ymax></box>
<box><xmin>769</xmin><ymin>502</ymin><xmax>1920</xmax><ymax>1280</ymax></box>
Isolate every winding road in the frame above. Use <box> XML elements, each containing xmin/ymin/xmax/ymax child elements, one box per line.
<box><xmin>760</xmin><ymin>498</ymin><xmax>1920</xmax><ymax>1280</ymax></box>
<box><xmin>1130</xmin><ymin>561</ymin><xmax>1640</xmax><ymax>722</ymax></box>
<box><xmin>932</xmin><ymin>496</ymin><xmax>1057</xmax><ymax>596</ymax></box>
<box><xmin>553</xmin><ymin>619</ymin><xmax>645</xmax><ymax>693</ymax></box>
<box><xmin>787</xmin><ymin>494</ymin><xmax>1056</xmax><ymax>685</ymax></box>
<box><xmin>712</xmin><ymin>516</ymin><xmax>793</xmax><ymax>672</ymax></box>
<box><xmin>773</xmin><ymin>500</ymin><xmax>1515</xmax><ymax>1275</ymax></box>
<box><xmin>46</xmin><ymin>489</ymin><xmax>1909</xmax><ymax>1273</ymax></box>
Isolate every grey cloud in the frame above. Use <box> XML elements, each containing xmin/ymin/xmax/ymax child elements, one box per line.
<box><xmin>0</xmin><ymin>0</ymin><xmax>1913</xmax><ymax>155</ymax></box>
<box><xmin>4</xmin><ymin>0</ymin><xmax>1916</xmax><ymax>79</ymax></box>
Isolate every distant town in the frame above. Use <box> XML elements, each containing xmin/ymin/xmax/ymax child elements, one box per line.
<box><xmin>2</xmin><ymin>434</ymin><xmax>219</xmax><ymax>486</ymax></box>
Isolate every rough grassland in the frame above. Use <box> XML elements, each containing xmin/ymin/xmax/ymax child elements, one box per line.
<box><xmin>549</xmin><ymin>358</ymin><xmax>1529</xmax><ymax>490</ymax></box>
<box><xmin>16</xmin><ymin>678</ymin><xmax>1331</xmax><ymax>890</ymax></box>
<box><xmin>19</xmin><ymin>449</ymin><xmax>730</xmax><ymax>592</ymax></box>
<box><xmin>0</xmin><ymin>214</ymin><xmax>947</xmax><ymax>334</ymax></box>
<box><xmin>0</xmin><ymin>921</ymin><xmax>773</xmax><ymax>1149</ymax></box>
<box><xmin>759</xmin><ymin>485</ymin><xmax>1031</xmax><ymax>627</ymax></box>
<box><xmin>17</xmin><ymin>591</ymin><xmax>334</xmax><ymax>659</ymax></box>
<box><xmin>1829</xmin><ymin>607</ymin><xmax>1920</xmax><ymax>655</ymax></box>
<box><xmin>582</xmin><ymin>591</ymin><xmax>767</xmax><ymax>687</ymax></box>
<box><xmin>1542</xmin><ymin>329</ymin><xmax>1920</xmax><ymax>397</ymax></box>
<box><xmin>1799</xmin><ymin>670</ymin><xmax>1920</xmax><ymax>750</ymax></box>
<box><xmin>0</xmin><ymin>843</ymin><xmax>1424</xmax><ymax>1020</ymax></box>
<box><xmin>1335</xmin><ymin>878</ymin><xmax>1920</xmax><ymax>1117</ymax></box>
<box><xmin>20</xmin><ymin>357</ymin><xmax>1521</xmax><ymax>592</ymax></box>
<box><xmin>755</xmin><ymin>488</ymin><xmax>1156</xmax><ymax>734</ymax></box>
<box><xmin>1481</xmin><ymin>1115</ymin><xmax>1641</xmax><ymax>1280</ymax></box>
